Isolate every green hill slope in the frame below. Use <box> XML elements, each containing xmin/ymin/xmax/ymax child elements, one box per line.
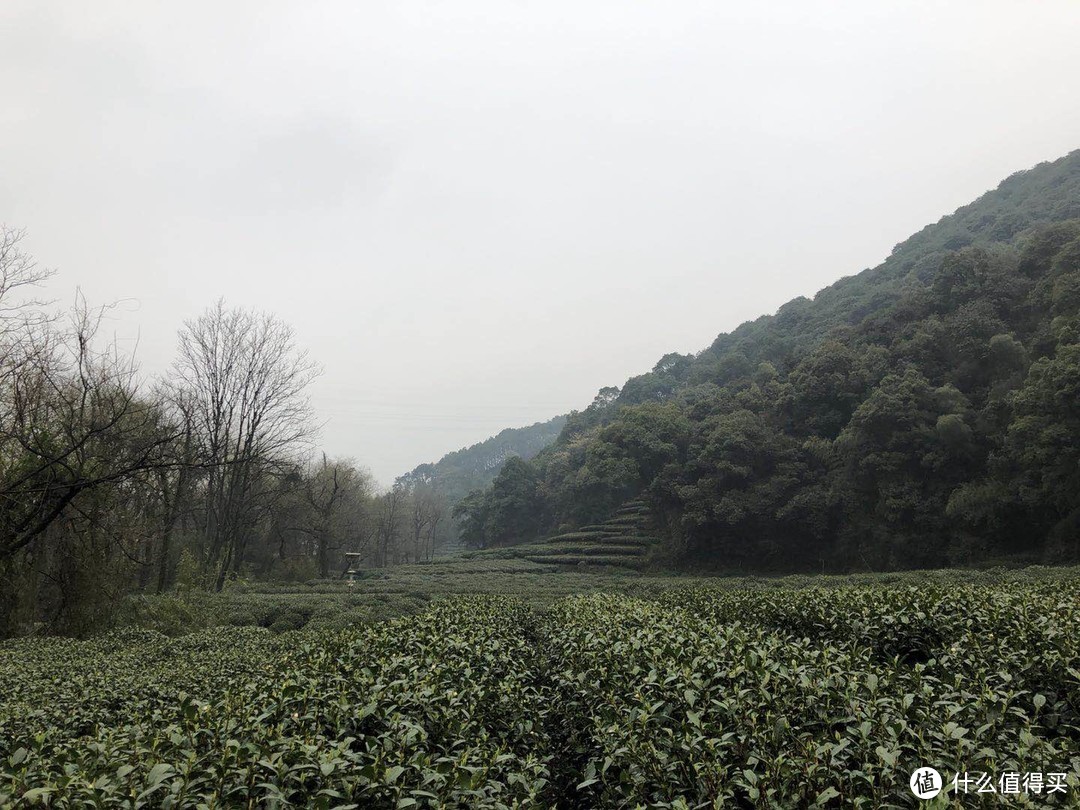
<box><xmin>397</xmin><ymin>416</ymin><xmax>567</xmax><ymax>552</ymax></box>
<box><xmin>456</xmin><ymin>149</ymin><xmax>1080</xmax><ymax>572</ymax></box>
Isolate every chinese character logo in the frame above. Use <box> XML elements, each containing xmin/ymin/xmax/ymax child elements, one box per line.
<box><xmin>911</xmin><ymin>767</ymin><xmax>943</xmax><ymax>799</ymax></box>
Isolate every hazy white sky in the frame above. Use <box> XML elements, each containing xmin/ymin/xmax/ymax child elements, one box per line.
<box><xmin>3</xmin><ymin>1</ymin><xmax>1079</xmax><ymax>485</ymax></box>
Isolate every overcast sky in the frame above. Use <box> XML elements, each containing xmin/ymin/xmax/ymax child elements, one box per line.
<box><xmin>3</xmin><ymin>1</ymin><xmax>1079</xmax><ymax>485</ymax></box>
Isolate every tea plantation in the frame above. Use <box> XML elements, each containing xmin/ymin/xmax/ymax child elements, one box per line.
<box><xmin>2</xmin><ymin>570</ymin><xmax>1079</xmax><ymax>807</ymax></box>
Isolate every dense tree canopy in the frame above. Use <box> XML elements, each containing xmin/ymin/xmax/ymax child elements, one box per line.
<box><xmin>463</xmin><ymin>150</ymin><xmax>1080</xmax><ymax>571</ymax></box>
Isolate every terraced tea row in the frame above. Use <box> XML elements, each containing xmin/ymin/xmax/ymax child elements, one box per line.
<box><xmin>516</xmin><ymin>498</ymin><xmax>663</xmax><ymax>569</ymax></box>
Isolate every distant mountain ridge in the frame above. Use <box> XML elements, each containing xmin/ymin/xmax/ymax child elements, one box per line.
<box><xmin>454</xmin><ymin>148</ymin><xmax>1080</xmax><ymax>572</ymax></box>
<box><xmin>397</xmin><ymin>415</ymin><xmax>567</xmax><ymax>509</ymax></box>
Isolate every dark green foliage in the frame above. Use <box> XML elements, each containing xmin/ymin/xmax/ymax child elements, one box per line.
<box><xmin>452</xmin><ymin>457</ymin><xmax>546</xmax><ymax>548</ymax></box>
<box><xmin>460</xmin><ymin>149</ymin><xmax>1080</xmax><ymax>571</ymax></box>
<box><xmin>0</xmin><ymin>601</ymin><xmax>556</xmax><ymax>807</ymax></box>
<box><xmin>3</xmin><ymin>570</ymin><xmax>1078</xmax><ymax>807</ymax></box>
<box><xmin>546</xmin><ymin>582</ymin><xmax>1080</xmax><ymax>807</ymax></box>
<box><xmin>398</xmin><ymin>416</ymin><xmax>566</xmax><ymax>512</ymax></box>
<box><xmin>1005</xmin><ymin>338</ymin><xmax>1080</xmax><ymax>561</ymax></box>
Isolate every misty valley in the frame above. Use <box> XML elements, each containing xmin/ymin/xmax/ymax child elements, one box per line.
<box><xmin>4</xmin><ymin>145</ymin><xmax>1080</xmax><ymax>808</ymax></box>
<box><xmin>4</xmin><ymin>0</ymin><xmax>1080</xmax><ymax>794</ymax></box>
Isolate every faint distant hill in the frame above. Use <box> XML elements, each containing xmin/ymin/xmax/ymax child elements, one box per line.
<box><xmin>397</xmin><ymin>415</ymin><xmax>567</xmax><ymax>509</ymax></box>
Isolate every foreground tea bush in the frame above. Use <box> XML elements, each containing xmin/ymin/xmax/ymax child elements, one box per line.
<box><xmin>542</xmin><ymin>587</ymin><xmax>1080</xmax><ymax>807</ymax></box>
<box><xmin>1</xmin><ymin>600</ymin><xmax>552</xmax><ymax>808</ymax></box>
<box><xmin>2</xmin><ymin>578</ymin><xmax>1079</xmax><ymax>807</ymax></box>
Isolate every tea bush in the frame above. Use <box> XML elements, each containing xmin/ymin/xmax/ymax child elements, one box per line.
<box><xmin>2</xmin><ymin>576</ymin><xmax>1078</xmax><ymax>807</ymax></box>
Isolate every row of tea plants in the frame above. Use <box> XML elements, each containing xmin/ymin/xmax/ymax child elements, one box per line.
<box><xmin>2</xmin><ymin>577</ymin><xmax>1078</xmax><ymax>807</ymax></box>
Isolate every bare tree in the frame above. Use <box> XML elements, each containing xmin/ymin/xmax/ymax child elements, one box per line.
<box><xmin>425</xmin><ymin>492</ymin><xmax>446</xmax><ymax>561</ymax></box>
<box><xmin>146</xmin><ymin>386</ymin><xmax>201</xmax><ymax>591</ymax></box>
<box><xmin>0</xmin><ymin>283</ymin><xmax>179</xmax><ymax>561</ymax></box>
<box><xmin>0</xmin><ymin>227</ymin><xmax>196</xmax><ymax>632</ymax></box>
<box><xmin>295</xmin><ymin>454</ymin><xmax>374</xmax><ymax>577</ymax></box>
<box><xmin>406</xmin><ymin>483</ymin><xmax>447</xmax><ymax>563</ymax></box>
<box><xmin>375</xmin><ymin>485</ymin><xmax>405</xmax><ymax>567</ymax></box>
<box><xmin>0</xmin><ymin>227</ymin><xmax>53</xmax><ymax>326</ymax></box>
<box><xmin>168</xmin><ymin>300</ymin><xmax>320</xmax><ymax>589</ymax></box>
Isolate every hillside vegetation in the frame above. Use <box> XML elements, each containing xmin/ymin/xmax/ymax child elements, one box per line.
<box><xmin>399</xmin><ymin>416</ymin><xmax>567</xmax><ymax>549</ymax></box>
<box><xmin>456</xmin><ymin>150</ymin><xmax>1080</xmax><ymax>572</ymax></box>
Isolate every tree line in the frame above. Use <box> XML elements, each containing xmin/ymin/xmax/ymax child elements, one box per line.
<box><xmin>0</xmin><ymin>227</ymin><xmax>446</xmax><ymax>636</ymax></box>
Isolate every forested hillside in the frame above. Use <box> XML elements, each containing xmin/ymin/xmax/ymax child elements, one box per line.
<box><xmin>457</xmin><ymin>150</ymin><xmax>1080</xmax><ymax>572</ymax></box>
<box><xmin>397</xmin><ymin>415</ymin><xmax>565</xmax><ymax>510</ymax></box>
